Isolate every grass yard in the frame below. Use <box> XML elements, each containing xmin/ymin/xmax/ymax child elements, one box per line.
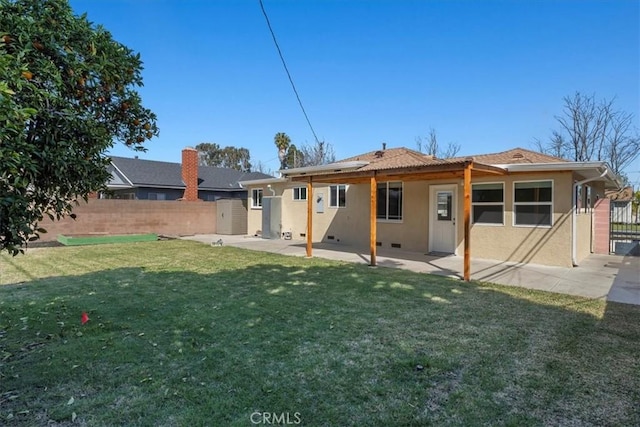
<box><xmin>1</xmin><ymin>240</ymin><xmax>639</xmax><ymax>426</ymax></box>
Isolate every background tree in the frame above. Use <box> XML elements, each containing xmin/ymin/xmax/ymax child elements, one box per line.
<box><xmin>0</xmin><ymin>0</ymin><xmax>158</xmax><ymax>255</ymax></box>
<box><xmin>274</xmin><ymin>132</ymin><xmax>291</xmax><ymax>169</ymax></box>
<box><xmin>415</xmin><ymin>128</ymin><xmax>461</xmax><ymax>158</ymax></box>
<box><xmin>535</xmin><ymin>92</ymin><xmax>640</xmax><ymax>178</ymax></box>
<box><xmin>285</xmin><ymin>143</ymin><xmax>304</xmax><ymax>169</ymax></box>
<box><xmin>252</xmin><ymin>160</ymin><xmax>274</xmax><ymax>176</ymax></box>
<box><xmin>195</xmin><ymin>142</ymin><xmax>252</xmax><ymax>171</ymax></box>
<box><xmin>299</xmin><ymin>140</ymin><xmax>336</xmax><ymax>166</ymax></box>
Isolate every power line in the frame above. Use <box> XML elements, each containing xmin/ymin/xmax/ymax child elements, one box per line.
<box><xmin>258</xmin><ymin>0</ymin><xmax>320</xmax><ymax>144</ymax></box>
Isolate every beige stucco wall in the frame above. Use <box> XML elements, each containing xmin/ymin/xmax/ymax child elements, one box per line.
<box><xmin>246</xmin><ymin>171</ymin><xmax>593</xmax><ymax>267</ymax></box>
<box><xmin>246</xmin><ymin>182</ymin><xmax>344</xmax><ymax>240</ymax></box>
<box><xmin>465</xmin><ymin>172</ymin><xmax>574</xmax><ymax>267</ymax></box>
<box><xmin>575</xmin><ymin>213</ymin><xmax>592</xmax><ymax>265</ymax></box>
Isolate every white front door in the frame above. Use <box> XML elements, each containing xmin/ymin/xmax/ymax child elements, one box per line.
<box><xmin>429</xmin><ymin>185</ymin><xmax>457</xmax><ymax>254</ymax></box>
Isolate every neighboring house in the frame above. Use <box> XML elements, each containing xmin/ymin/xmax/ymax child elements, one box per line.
<box><xmin>240</xmin><ymin>146</ymin><xmax>621</xmax><ymax>271</ymax></box>
<box><xmin>606</xmin><ymin>186</ymin><xmax>635</xmax><ymax>224</ymax></box>
<box><xmin>106</xmin><ymin>147</ymin><xmax>272</xmax><ymax>201</ymax></box>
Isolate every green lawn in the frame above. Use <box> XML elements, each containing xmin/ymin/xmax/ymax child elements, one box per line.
<box><xmin>1</xmin><ymin>240</ymin><xmax>639</xmax><ymax>426</ymax></box>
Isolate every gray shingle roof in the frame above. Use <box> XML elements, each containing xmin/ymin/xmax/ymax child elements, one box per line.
<box><xmin>109</xmin><ymin>156</ymin><xmax>272</xmax><ymax>191</ymax></box>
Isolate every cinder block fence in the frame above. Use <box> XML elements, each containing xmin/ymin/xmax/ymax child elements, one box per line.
<box><xmin>37</xmin><ymin>199</ymin><xmax>217</xmax><ymax>241</ymax></box>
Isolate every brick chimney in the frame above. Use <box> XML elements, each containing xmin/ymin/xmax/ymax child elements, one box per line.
<box><xmin>181</xmin><ymin>147</ymin><xmax>199</xmax><ymax>201</ymax></box>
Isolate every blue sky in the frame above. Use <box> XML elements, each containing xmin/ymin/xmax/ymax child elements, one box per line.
<box><xmin>69</xmin><ymin>0</ymin><xmax>639</xmax><ymax>183</ymax></box>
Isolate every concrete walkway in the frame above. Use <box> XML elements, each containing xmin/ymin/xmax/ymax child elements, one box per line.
<box><xmin>181</xmin><ymin>234</ymin><xmax>640</xmax><ymax>305</ymax></box>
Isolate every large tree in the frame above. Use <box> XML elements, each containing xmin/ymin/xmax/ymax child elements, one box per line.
<box><xmin>274</xmin><ymin>132</ymin><xmax>291</xmax><ymax>169</ymax></box>
<box><xmin>536</xmin><ymin>92</ymin><xmax>639</xmax><ymax>178</ymax></box>
<box><xmin>0</xmin><ymin>0</ymin><xmax>158</xmax><ymax>254</ymax></box>
<box><xmin>195</xmin><ymin>142</ymin><xmax>252</xmax><ymax>171</ymax></box>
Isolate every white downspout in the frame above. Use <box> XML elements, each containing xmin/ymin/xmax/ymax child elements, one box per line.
<box><xmin>572</xmin><ymin>168</ymin><xmax>608</xmax><ymax>266</ymax></box>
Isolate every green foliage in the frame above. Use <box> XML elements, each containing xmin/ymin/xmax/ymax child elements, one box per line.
<box><xmin>194</xmin><ymin>142</ymin><xmax>252</xmax><ymax>171</ymax></box>
<box><xmin>0</xmin><ymin>0</ymin><xmax>158</xmax><ymax>255</ymax></box>
<box><xmin>284</xmin><ymin>143</ymin><xmax>303</xmax><ymax>168</ymax></box>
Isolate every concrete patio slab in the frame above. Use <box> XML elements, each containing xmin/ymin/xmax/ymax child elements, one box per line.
<box><xmin>180</xmin><ymin>234</ymin><xmax>640</xmax><ymax>305</ymax></box>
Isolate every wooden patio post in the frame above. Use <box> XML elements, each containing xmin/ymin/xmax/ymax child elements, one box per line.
<box><xmin>463</xmin><ymin>161</ymin><xmax>472</xmax><ymax>281</ymax></box>
<box><xmin>306</xmin><ymin>178</ymin><xmax>313</xmax><ymax>257</ymax></box>
<box><xmin>370</xmin><ymin>174</ymin><xmax>377</xmax><ymax>266</ymax></box>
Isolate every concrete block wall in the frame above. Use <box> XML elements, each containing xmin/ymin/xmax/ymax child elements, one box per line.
<box><xmin>37</xmin><ymin>199</ymin><xmax>217</xmax><ymax>241</ymax></box>
<box><xmin>593</xmin><ymin>198</ymin><xmax>610</xmax><ymax>254</ymax></box>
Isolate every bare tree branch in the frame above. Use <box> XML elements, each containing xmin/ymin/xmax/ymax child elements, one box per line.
<box><xmin>539</xmin><ymin>92</ymin><xmax>639</xmax><ymax>175</ymax></box>
<box><xmin>416</xmin><ymin>128</ymin><xmax>460</xmax><ymax>158</ymax></box>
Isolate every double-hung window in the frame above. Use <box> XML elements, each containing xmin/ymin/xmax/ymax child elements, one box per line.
<box><xmin>472</xmin><ymin>183</ymin><xmax>503</xmax><ymax>225</ymax></box>
<box><xmin>513</xmin><ymin>181</ymin><xmax>553</xmax><ymax>226</ymax></box>
<box><xmin>251</xmin><ymin>188</ymin><xmax>263</xmax><ymax>208</ymax></box>
<box><xmin>293</xmin><ymin>186</ymin><xmax>307</xmax><ymax>201</ymax></box>
<box><xmin>329</xmin><ymin>185</ymin><xmax>346</xmax><ymax>208</ymax></box>
<box><xmin>377</xmin><ymin>181</ymin><xmax>403</xmax><ymax>220</ymax></box>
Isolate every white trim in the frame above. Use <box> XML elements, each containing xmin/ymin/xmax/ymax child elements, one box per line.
<box><xmin>376</xmin><ymin>181</ymin><xmax>403</xmax><ymax>221</ymax></box>
<box><xmin>493</xmin><ymin>162</ymin><xmax>621</xmax><ymax>188</ymax></box>
<box><xmin>109</xmin><ymin>161</ymin><xmax>134</xmax><ymax>187</ymax></box>
<box><xmin>512</xmin><ymin>179</ymin><xmax>554</xmax><ymax>228</ymax></box>
<box><xmin>429</xmin><ymin>184</ymin><xmax>458</xmax><ymax>254</ymax></box>
<box><xmin>280</xmin><ymin>161</ymin><xmax>369</xmax><ymax>177</ymax></box>
<box><xmin>329</xmin><ymin>184</ymin><xmax>347</xmax><ymax>208</ymax></box>
<box><xmin>471</xmin><ymin>181</ymin><xmax>505</xmax><ymax>226</ymax></box>
<box><xmin>292</xmin><ymin>186</ymin><xmax>308</xmax><ymax>201</ymax></box>
<box><xmin>251</xmin><ymin>188</ymin><xmax>263</xmax><ymax>209</ymax></box>
<box><xmin>238</xmin><ymin>177</ymin><xmax>286</xmax><ymax>187</ymax></box>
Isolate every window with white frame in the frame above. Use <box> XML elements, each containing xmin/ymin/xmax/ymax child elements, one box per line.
<box><xmin>293</xmin><ymin>186</ymin><xmax>307</xmax><ymax>201</ymax></box>
<box><xmin>251</xmin><ymin>188</ymin><xmax>263</xmax><ymax>208</ymax></box>
<box><xmin>377</xmin><ymin>181</ymin><xmax>403</xmax><ymax>220</ymax></box>
<box><xmin>329</xmin><ymin>184</ymin><xmax>346</xmax><ymax>208</ymax></box>
<box><xmin>513</xmin><ymin>180</ymin><xmax>553</xmax><ymax>226</ymax></box>
<box><xmin>472</xmin><ymin>183</ymin><xmax>504</xmax><ymax>225</ymax></box>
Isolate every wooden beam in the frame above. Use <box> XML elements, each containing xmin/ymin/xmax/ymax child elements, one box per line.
<box><xmin>370</xmin><ymin>174</ymin><xmax>377</xmax><ymax>266</ymax></box>
<box><xmin>289</xmin><ymin>162</ymin><xmax>474</xmax><ymax>184</ymax></box>
<box><xmin>306</xmin><ymin>178</ymin><xmax>312</xmax><ymax>258</ymax></box>
<box><xmin>470</xmin><ymin>162</ymin><xmax>507</xmax><ymax>176</ymax></box>
<box><xmin>463</xmin><ymin>161</ymin><xmax>472</xmax><ymax>281</ymax></box>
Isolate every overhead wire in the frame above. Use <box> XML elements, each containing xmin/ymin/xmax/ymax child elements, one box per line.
<box><xmin>258</xmin><ymin>0</ymin><xmax>321</xmax><ymax>144</ymax></box>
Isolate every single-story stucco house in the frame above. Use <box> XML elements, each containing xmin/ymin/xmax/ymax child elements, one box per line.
<box><xmin>240</xmin><ymin>146</ymin><xmax>621</xmax><ymax>278</ymax></box>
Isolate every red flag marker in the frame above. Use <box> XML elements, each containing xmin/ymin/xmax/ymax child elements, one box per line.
<box><xmin>81</xmin><ymin>312</ymin><xmax>89</xmax><ymax>325</ymax></box>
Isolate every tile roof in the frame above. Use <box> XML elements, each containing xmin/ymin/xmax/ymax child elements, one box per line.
<box><xmin>337</xmin><ymin>147</ymin><xmax>462</xmax><ymax>171</ymax></box>
<box><xmin>109</xmin><ymin>156</ymin><xmax>272</xmax><ymax>191</ymax></box>
<box><xmin>452</xmin><ymin>147</ymin><xmax>567</xmax><ymax>164</ymax></box>
<box><xmin>333</xmin><ymin>147</ymin><xmax>564</xmax><ymax>173</ymax></box>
